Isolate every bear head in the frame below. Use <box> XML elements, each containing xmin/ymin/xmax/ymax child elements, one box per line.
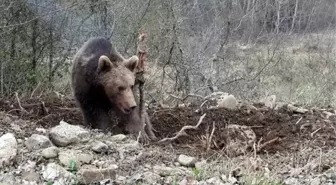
<box><xmin>97</xmin><ymin>55</ymin><xmax>139</xmax><ymax>114</ymax></box>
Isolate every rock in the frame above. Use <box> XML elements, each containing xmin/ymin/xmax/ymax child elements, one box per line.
<box><xmin>217</xmin><ymin>94</ymin><xmax>238</xmax><ymax>109</ymax></box>
<box><xmin>195</xmin><ymin>160</ymin><xmax>207</xmax><ymax>170</ymax></box>
<box><xmin>310</xmin><ymin>177</ymin><xmax>321</xmax><ymax>185</ymax></box>
<box><xmin>284</xmin><ymin>177</ymin><xmax>300</xmax><ymax>185</ymax></box>
<box><xmin>49</xmin><ymin>120</ymin><xmax>89</xmax><ymax>147</ymax></box>
<box><xmin>42</xmin><ymin>163</ymin><xmax>75</xmax><ymax>182</ymax></box>
<box><xmin>179</xmin><ymin>177</ymin><xmax>197</xmax><ymax>185</ymax></box>
<box><xmin>0</xmin><ymin>133</ymin><xmax>17</xmax><ymax>167</ymax></box>
<box><xmin>91</xmin><ymin>140</ymin><xmax>108</xmax><ymax>153</ymax></box>
<box><xmin>58</xmin><ymin>150</ymin><xmax>93</xmax><ymax>167</ymax></box>
<box><xmin>0</xmin><ymin>174</ymin><xmax>15</xmax><ymax>185</ymax></box>
<box><xmin>153</xmin><ymin>165</ymin><xmax>178</xmax><ymax>177</ymax></box>
<box><xmin>35</xmin><ymin>127</ymin><xmax>47</xmax><ymax>134</ymax></box>
<box><xmin>22</xmin><ymin>171</ymin><xmax>40</xmax><ymax>182</ymax></box>
<box><xmin>264</xmin><ymin>95</ymin><xmax>276</xmax><ymax>109</ymax></box>
<box><xmin>177</xmin><ymin>154</ymin><xmax>196</xmax><ymax>167</ymax></box>
<box><xmin>110</xmin><ymin>134</ymin><xmax>127</xmax><ymax>142</ymax></box>
<box><xmin>25</xmin><ymin>134</ymin><xmax>53</xmax><ymax>150</ymax></box>
<box><xmin>41</xmin><ymin>146</ymin><xmax>59</xmax><ymax>159</ymax></box>
<box><xmin>78</xmin><ymin>166</ymin><xmax>118</xmax><ymax>184</ymax></box>
<box><xmin>287</xmin><ymin>104</ymin><xmax>308</xmax><ymax>114</ymax></box>
<box><xmin>207</xmin><ymin>176</ymin><xmax>224</xmax><ymax>185</ymax></box>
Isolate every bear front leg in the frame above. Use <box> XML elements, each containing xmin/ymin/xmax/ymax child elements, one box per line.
<box><xmin>124</xmin><ymin>110</ymin><xmax>150</xmax><ymax>143</ymax></box>
<box><xmin>81</xmin><ymin>106</ymin><xmax>112</xmax><ymax>131</ymax></box>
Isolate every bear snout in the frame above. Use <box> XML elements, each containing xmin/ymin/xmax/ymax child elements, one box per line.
<box><xmin>124</xmin><ymin>105</ymin><xmax>137</xmax><ymax>113</ymax></box>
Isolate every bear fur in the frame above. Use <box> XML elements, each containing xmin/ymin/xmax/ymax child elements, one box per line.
<box><xmin>71</xmin><ymin>37</ymin><xmax>147</xmax><ymax>140</ymax></box>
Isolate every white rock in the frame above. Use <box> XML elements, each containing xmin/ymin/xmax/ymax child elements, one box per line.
<box><xmin>207</xmin><ymin>176</ymin><xmax>225</xmax><ymax>185</ymax></box>
<box><xmin>42</xmin><ymin>163</ymin><xmax>75</xmax><ymax>182</ymax></box>
<box><xmin>91</xmin><ymin>141</ymin><xmax>108</xmax><ymax>153</ymax></box>
<box><xmin>195</xmin><ymin>160</ymin><xmax>207</xmax><ymax>170</ymax></box>
<box><xmin>78</xmin><ymin>166</ymin><xmax>118</xmax><ymax>184</ymax></box>
<box><xmin>0</xmin><ymin>133</ymin><xmax>17</xmax><ymax>167</ymax></box>
<box><xmin>264</xmin><ymin>95</ymin><xmax>276</xmax><ymax>109</ymax></box>
<box><xmin>110</xmin><ymin>134</ymin><xmax>127</xmax><ymax>142</ymax></box>
<box><xmin>58</xmin><ymin>150</ymin><xmax>93</xmax><ymax>167</ymax></box>
<box><xmin>25</xmin><ymin>134</ymin><xmax>53</xmax><ymax>150</ymax></box>
<box><xmin>41</xmin><ymin>146</ymin><xmax>60</xmax><ymax>159</ymax></box>
<box><xmin>177</xmin><ymin>154</ymin><xmax>197</xmax><ymax>167</ymax></box>
<box><xmin>310</xmin><ymin>177</ymin><xmax>321</xmax><ymax>185</ymax></box>
<box><xmin>22</xmin><ymin>171</ymin><xmax>40</xmax><ymax>182</ymax></box>
<box><xmin>287</xmin><ymin>104</ymin><xmax>308</xmax><ymax>114</ymax></box>
<box><xmin>0</xmin><ymin>173</ymin><xmax>15</xmax><ymax>185</ymax></box>
<box><xmin>49</xmin><ymin>121</ymin><xmax>89</xmax><ymax>147</ymax></box>
<box><xmin>153</xmin><ymin>165</ymin><xmax>180</xmax><ymax>177</ymax></box>
<box><xmin>217</xmin><ymin>94</ymin><xmax>238</xmax><ymax>109</ymax></box>
<box><xmin>284</xmin><ymin>177</ymin><xmax>300</xmax><ymax>185</ymax></box>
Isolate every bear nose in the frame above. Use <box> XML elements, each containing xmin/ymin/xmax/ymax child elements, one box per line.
<box><xmin>130</xmin><ymin>105</ymin><xmax>136</xmax><ymax>110</ymax></box>
<box><xmin>124</xmin><ymin>105</ymin><xmax>136</xmax><ymax>113</ymax></box>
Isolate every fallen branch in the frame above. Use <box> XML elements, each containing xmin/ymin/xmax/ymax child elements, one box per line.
<box><xmin>158</xmin><ymin>113</ymin><xmax>206</xmax><ymax>143</ymax></box>
<box><xmin>15</xmin><ymin>92</ymin><xmax>28</xmax><ymax>114</ymax></box>
<box><xmin>207</xmin><ymin>121</ymin><xmax>216</xmax><ymax>152</ymax></box>
<box><xmin>257</xmin><ymin>137</ymin><xmax>279</xmax><ymax>152</ymax></box>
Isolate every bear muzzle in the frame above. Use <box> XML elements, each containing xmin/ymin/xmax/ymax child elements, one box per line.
<box><xmin>123</xmin><ymin>105</ymin><xmax>137</xmax><ymax>114</ymax></box>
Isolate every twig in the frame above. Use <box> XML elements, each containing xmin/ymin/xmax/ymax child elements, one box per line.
<box><xmin>30</xmin><ymin>82</ymin><xmax>40</xmax><ymax>98</ymax></box>
<box><xmin>200</xmin><ymin>100</ymin><xmax>208</xmax><ymax>109</ymax></box>
<box><xmin>158</xmin><ymin>113</ymin><xmax>206</xmax><ymax>143</ymax></box>
<box><xmin>257</xmin><ymin>137</ymin><xmax>279</xmax><ymax>152</ymax></box>
<box><xmin>207</xmin><ymin>121</ymin><xmax>216</xmax><ymax>152</ymax></box>
<box><xmin>311</xmin><ymin>128</ymin><xmax>321</xmax><ymax>137</ymax></box>
<box><xmin>14</xmin><ymin>92</ymin><xmax>28</xmax><ymax>114</ymax></box>
<box><xmin>40</xmin><ymin>101</ymin><xmax>48</xmax><ymax>115</ymax></box>
<box><xmin>295</xmin><ymin>117</ymin><xmax>303</xmax><ymax>124</ymax></box>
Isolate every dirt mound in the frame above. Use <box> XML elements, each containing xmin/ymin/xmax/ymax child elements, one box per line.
<box><xmin>0</xmin><ymin>97</ymin><xmax>336</xmax><ymax>155</ymax></box>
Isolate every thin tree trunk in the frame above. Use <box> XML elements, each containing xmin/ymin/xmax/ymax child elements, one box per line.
<box><xmin>290</xmin><ymin>0</ymin><xmax>299</xmax><ymax>33</ymax></box>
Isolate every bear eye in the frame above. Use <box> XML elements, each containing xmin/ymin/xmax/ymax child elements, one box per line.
<box><xmin>131</xmin><ymin>85</ymin><xmax>134</xmax><ymax>89</ymax></box>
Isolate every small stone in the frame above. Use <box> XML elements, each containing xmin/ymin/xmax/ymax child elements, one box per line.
<box><xmin>177</xmin><ymin>154</ymin><xmax>197</xmax><ymax>167</ymax></box>
<box><xmin>22</xmin><ymin>171</ymin><xmax>40</xmax><ymax>182</ymax></box>
<box><xmin>42</xmin><ymin>163</ymin><xmax>75</xmax><ymax>181</ymax></box>
<box><xmin>25</xmin><ymin>134</ymin><xmax>53</xmax><ymax>150</ymax></box>
<box><xmin>310</xmin><ymin>177</ymin><xmax>321</xmax><ymax>185</ymax></box>
<box><xmin>207</xmin><ymin>176</ymin><xmax>224</xmax><ymax>185</ymax></box>
<box><xmin>49</xmin><ymin>120</ymin><xmax>89</xmax><ymax>147</ymax></box>
<box><xmin>0</xmin><ymin>133</ymin><xmax>17</xmax><ymax>167</ymax></box>
<box><xmin>153</xmin><ymin>165</ymin><xmax>177</xmax><ymax>177</ymax></box>
<box><xmin>41</xmin><ymin>146</ymin><xmax>59</xmax><ymax>159</ymax></box>
<box><xmin>110</xmin><ymin>134</ymin><xmax>127</xmax><ymax>142</ymax></box>
<box><xmin>287</xmin><ymin>104</ymin><xmax>308</xmax><ymax>114</ymax></box>
<box><xmin>228</xmin><ymin>176</ymin><xmax>237</xmax><ymax>184</ymax></box>
<box><xmin>78</xmin><ymin>166</ymin><xmax>118</xmax><ymax>184</ymax></box>
<box><xmin>91</xmin><ymin>141</ymin><xmax>108</xmax><ymax>153</ymax></box>
<box><xmin>195</xmin><ymin>160</ymin><xmax>207</xmax><ymax>170</ymax></box>
<box><xmin>217</xmin><ymin>94</ymin><xmax>238</xmax><ymax>109</ymax></box>
<box><xmin>179</xmin><ymin>177</ymin><xmax>197</xmax><ymax>185</ymax></box>
<box><xmin>284</xmin><ymin>177</ymin><xmax>300</xmax><ymax>185</ymax></box>
<box><xmin>36</xmin><ymin>127</ymin><xmax>47</xmax><ymax>133</ymax></box>
<box><xmin>0</xmin><ymin>173</ymin><xmax>15</xmax><ymax>185</ymax></box>
<box><xmin>59</xmin><ymin>150</ymin><xmax>93</xmax><ymax>167</ymax></box>
<box><xmin>264</xmin><ymin>95</ymin><xmax>276</xmax><ymax>109</ymax></box>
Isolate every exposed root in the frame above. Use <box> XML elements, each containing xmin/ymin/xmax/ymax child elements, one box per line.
<box><xmin>158</xmin><ymin>113</ymin><xmax>206</xmax><ymax>144</ymax></box>
<box><xmin>15</xmin><ymin>92</ymin><xmax>28</xmax><ymax>114</ymax></box>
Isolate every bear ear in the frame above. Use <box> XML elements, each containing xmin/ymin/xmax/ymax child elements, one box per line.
<box><xmin>98</xmin><ymin>55</ymin><xmax>114</xmax><ymax>73</ymax></box>
<box><xmin>123</xmin><ymin>55</ymin><xmax>139</xmax><ymax>72</ymax></box>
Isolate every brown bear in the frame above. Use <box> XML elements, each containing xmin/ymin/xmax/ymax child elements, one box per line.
<box><xmin>71</xmin><ymin>37</ymin><xmax>149</xmax><ymax>141</ymax></box>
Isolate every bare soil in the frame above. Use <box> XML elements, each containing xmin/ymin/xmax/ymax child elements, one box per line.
<box><xmin>1</xmin><ymin>96</ymin><xmax>335</xmax><ymax>156</ymax></box>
